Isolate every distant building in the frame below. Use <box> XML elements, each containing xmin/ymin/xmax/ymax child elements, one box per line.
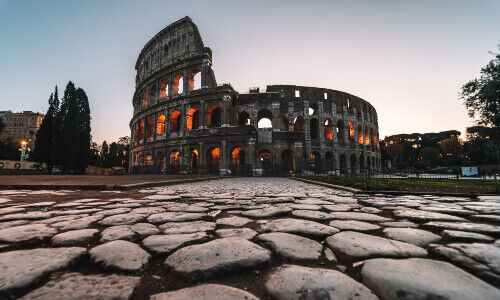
<box><xmin>0</xmin><ymin>111</ymin><xmax>44</xmax><ymax>149</ymax></box>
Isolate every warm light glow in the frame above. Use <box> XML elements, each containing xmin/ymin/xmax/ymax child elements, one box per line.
<box><xmin>21</xmin><ymin>140</ymin><xmax>27</xmax><ymax>145</ymax></box>
<box><xmin>365</xmin><ymin>126</ymin><xmax>370</xmax><ymax>145</ymax></box>
<box><xmin>186</xmin><ymin>107</ymin><xmax>199</xmax><ymax>130</ymax></box>
<box><xmin>170</xmin><ymin>111</ymin><xmax>181</xmax><ymax>132</ymax></box>
<box><xmin>160</xmin><ymin>80</ymin><xmax>168</xmax><ymax>98</ymax></box>
<box><xmin>211</xmin><ymin>147</ymin><xmax>221</xmax><ymax>160</ymax></box>
<box><xmin>142</xmin><ymin>91</ymin><xmax>148</xmax><ymax>106</ymax></box>
<box><xmin>348</xmin><ymin>121</ymin><xmax>355</xmax><ymax>139</ymax></box>
<box><xmin>169</xmin><ymin>151</ymin><xmax>179</xmax><ymax>165</ymax></box>
<box><xmin>358</xmin><ymin>125</ymin><xmax>363</xmax><ymax>144</ymax></box>
<box><xmin>231</xmin><ymin>147</ymin><xmax>243</xmax><ymax>165</ymax></box>
<box><xmin>324</xmin><ymin>118</ymin><xmax>333</xmax><ymax>140</ymax></box>
<box><xmin>173</xmin><ymin>74</ymin><xmax>183</xmax><ymax>94</ymax></box>
<box><xmin>157</xmin><ymin>114</ymin><xmax>165</xmax><ymax>135</ymax></box>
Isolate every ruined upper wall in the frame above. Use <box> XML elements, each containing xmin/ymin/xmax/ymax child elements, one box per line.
<box><xmin>135</xmin><ymin>17</ymin><xmax>209</xmax><ymax>86</ymax></box>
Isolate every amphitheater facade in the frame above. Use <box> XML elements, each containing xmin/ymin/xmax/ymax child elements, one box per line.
<box><xmin>129</xmin><ymin>17</ymin><xmax>381</xmax><ymax>175</ymax></box>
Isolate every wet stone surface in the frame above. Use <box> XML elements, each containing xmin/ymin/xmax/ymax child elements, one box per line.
<box><xmin>0</xmin><ymin>178</ymin><xmax>498</xmax><ymax>299</ymax></box>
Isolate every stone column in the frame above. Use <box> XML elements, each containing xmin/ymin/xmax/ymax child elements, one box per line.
<box><xmin>221</xmin><ymin>140</ymin><xmax>228</xmax><ymax>175</ymax></box>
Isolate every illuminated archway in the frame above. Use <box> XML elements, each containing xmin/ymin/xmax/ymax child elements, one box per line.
<box><xmin>186</xmin><ymin>107</ymin><xmax>199</xmax><ymax>130</ymax></box>
<box><xmin>170</xmin><ymin>111</ymin><xmax>181</xmax><ymax>132</ymax></box>
<box><xmin>157</xmin><ymin>114</ymin><xmax>165</xmax><ymax>135</ymax></box>
<box><xmin>191</xmin><ymin>149</ymin><xmax>199</xmax><ymax>172</ymax></box>
<box><xmin>357</xmin><ymin>125</ymin><xmax>363</xmax><ymax>144</ymax></box>
<box><xmin>160</xmin><ymin>80</ymin><xmax>169</xmax><ymax>98</ymax></box>
<box><xmin>324</xmin><ymin>118</ymin><xmax>333</xmax><ymax>140</ymax></box>
<box><xmin>348</xmin><ymin>121</ymin><xmax>355</xmax><ymax>139</ymax></box>
<box><xmin>142</xmin><ymin>91</ymin><xmax>148</xmax><ymax>106</ymax></box>
<box><xmin>258</xmin><ymin>151</ymin><xmax>273</xmax><ymax>175</ymax></box>
<box><xmin>169</xmin><ymin>151</ymin><xmax>180</xmax><ymax>166</ymax></box>
<box><xmin>231</xmin><ymin>147</ymin><xmax>245</xmax><ymax>165</ymax></box>
<box><xmin>207</xmin><ymin>147</ymin><xmax>221</xmax><ymax>173</ymax></box>
<box><xmin>139</xmin><ymin>121</ymin><xmax>145</xmax><ymax>139</ymax></box>
<box><xmin>365</xmin><ymin>126</ymin><xmax>370</xmax><ymax>145</ymax></box>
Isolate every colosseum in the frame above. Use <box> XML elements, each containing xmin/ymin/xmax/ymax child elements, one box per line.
<box><xmin>129</xmin><ymin>17</ymin><xmax>381</xmax><ymax>176</ymax></box>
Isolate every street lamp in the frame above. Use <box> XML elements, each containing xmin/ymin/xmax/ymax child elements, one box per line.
<box><xmin>20</xmin><ymin>140</ymin><xmax>28</xmax><ymax>161</ymax></box>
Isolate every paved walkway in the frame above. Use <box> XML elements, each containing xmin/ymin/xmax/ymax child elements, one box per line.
<box><xmin>0</xmin><ymin>174</ymin><xmax>213</xmax><ymax>189</ymax></box>
<box><xmin>0</xmin><ymin>178</ymin><xmax>499</xmax><ymax>299</ymax></box>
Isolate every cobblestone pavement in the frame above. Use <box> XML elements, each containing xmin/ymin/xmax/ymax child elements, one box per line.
<box><xmin>0</xmin><ymin>178</ymin><xmax>499</xmax><ymax>299</ymax></box>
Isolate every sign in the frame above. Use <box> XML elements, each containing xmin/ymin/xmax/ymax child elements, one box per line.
<box><xmin>461</xmin><ymin>166</ymin><xmax>478</xmax><ymax>177</ymax></box>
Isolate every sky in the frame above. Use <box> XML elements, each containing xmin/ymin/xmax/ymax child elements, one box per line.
<box><xmin>0</xmin><ymin>0</ymin><xmax>499</xmax><ymax>143</ymax></box>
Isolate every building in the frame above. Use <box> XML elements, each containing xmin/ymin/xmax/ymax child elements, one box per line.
<box><xmin>0</xmin><ymin>110</ymin><xmax>44</xmax><ymax>149</ymax></box>
<box><xmin>129</xmin><ymin>17</ymin><xmax>381</xmax><ymax>175</ymax></box>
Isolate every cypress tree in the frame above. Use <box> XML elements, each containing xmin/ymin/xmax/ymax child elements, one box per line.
<box><xmin>57</xmin><ymin>81</ymin><xmax>79</xmax><ymax>172</ymax></box>
<box><xmin>34</xmin><ymin>86</ymin><xmax>59</xmax><ymax>168</ymax></box>
<box><xmin>75</xmin><ymin>87</ymin><xmax>91</xmax><ymax>173</ymax></box>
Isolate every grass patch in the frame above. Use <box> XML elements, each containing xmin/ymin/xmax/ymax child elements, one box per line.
<box><xmin>300</xmin><ymin>175</ymin><xmax>498</xmax><ymax>194</ymax></box>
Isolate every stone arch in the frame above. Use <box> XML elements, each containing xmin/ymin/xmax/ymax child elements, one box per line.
<box><xmin>282</xmin><ymin>117</ymin><xmax>289</xmax><ymax>131</ymax></box>
<box><xmin>294</xmin><ymin>116</ymin><xmax>305</xmax><ymax>132</ymax></box>
<box><xmin>173</xmin><ymin>74</ymin><xmax>184</xmax><ymax>95</ymax></box>
<box><xmin>258</xmin><ymin>150</ymin><xmax>273</xmax><ymax>176</ymax></box>
<box><xmin>160</xmin><ymin>79</ymin><xmax>169</xmax><ymax>98</ymax></box>
<box><xmin>257</xmin><ymin>109</ymin><xmax>273</xmax><ymax>128</ymax></box>
<box><xmin>207</xmin><ymin>104</ymin><xmax>221</xmax><ymax>128</ymax></box>
<box><xmin>156</xmin><ymin>151</ymin><xmax>165</xmax><ymax>167</ymax></box>
<box><xmin>189</xmin><ymin>69</ymin><xmax>201</xmax><ymax>91</ymax></box>
<box><xmin>169</xmin><ymin>150</ymin><xmax>180</xmax><ymax>166</ymax></box>
<box><xmin>231</xmin><ymin>146</ymin><xmax>246</xmax><ymax>166</ymax></box>
<box><xmin>337</xmin><ymin>120</ymin><xmax>345</xmax><ymax>140</ymax></box>
<box><xmin>139</xmin><ymin>120</ymin><xmax>145</xmax><ymax>139</ymax></box>
<box><xmin>170</xmin><ymin>111</ymin><xmax>181</xmax><ymax>132</ymax></box>
<box><xmin>348</xmin><ymin>121</ymin><xmax>355</xmax><ymax>140</ymax></box>
<box><xmin>324</xmin><ymin>118</ymin><xmax>333</xmax><ymax>140</ymax></box>
<box><xmin>310</xmin><ymin>118</ymin><xmax>319</xmax><ymax>139</ymax></box>
<box><xmin>145</xmin><ymin>152</ymin><xmax>153</xmax><ymax>165</ymax></box>
<box><xmin>311</xmin><ymin>151</ymin><xmax>321</xmax><ymax>173</ymax></box>
<box><xmin>186</xmin><ymin>107</ymin><xmax>200</xmax><ymax>130</ymax></box>
<box><xmin>147</xmin><ymin>116</ymin><xmax>154</xmax><ymax>137</ymax></box>
<box><xmin>207</xmin><ymin>147</ymin><xmax>221</xmax><ymax>174</ymax></box>
<box><xmin>190</xmin><ymin>148</ymin><xmax>199</xmax><ymax>173</ymax></box>
<box><xmin>157</xmin><ymin>114</ymin><xmax>166</xmax><ymax>135</ymax></box>
<box><xmin>365</xmin><ymin>126</ymin><xmax>370</xmax><ymax>145</ymax></box>
<box><xmin>142</xmin><ymin>90</ymin><xmax>148</xmax><ymax>106</ymax></box>
<box><xmin>357</xmin><ymin>125</ymin><xmax>363</xmax><ymax>144</ymax></box>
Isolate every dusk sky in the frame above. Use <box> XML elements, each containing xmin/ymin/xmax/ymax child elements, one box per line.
<box><xmin>0</xmin><ymin>0</ymin><xmax>499</xmax><ymax>143</ymax></box>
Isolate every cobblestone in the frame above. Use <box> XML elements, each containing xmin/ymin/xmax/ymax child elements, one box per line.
<box><xmin>0</xmin><ymin>178</ymin><xmax>498</xmax><ymax>298</ymax></box>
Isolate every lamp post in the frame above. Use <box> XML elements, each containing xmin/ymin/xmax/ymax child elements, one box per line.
<box><xmin>20</xmin><ymin>140</ymin><xmax>27</xmax><ymax>161</ymax></box>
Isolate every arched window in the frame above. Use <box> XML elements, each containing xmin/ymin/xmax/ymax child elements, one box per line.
<box><xmin>157</xmin><ymin>114</ymin><xmax>166</xmax><ymax>135</ymax></box>
<box><xmin>134</xmin><ymin>123</ymin><xmax>139</xmax><ymax>140</ymax></box>
<box><xmin>160</xmin><ymin>80</ymin><xmax>169</xmax><ymax>98</ymax></box>
<box><xmin>294</xmin><ymin>116</ymin><xmax>305</xmax><ymax>132</ymax></box>
<box><xmin>147</xmin><ymin>117</ymin><xmax>154</xmax><ymax>137</ymax></box>
<box><xmin>336</xmin><ymin>120</ymin><xmax>344</xmax><ymax>139</ymax></box>
<box><xmin>257</xmin><ymin>109</ymin><xmax>272</xmax><ymax>129</ymax></box>
<box><xmin>310</xmin><ymin>118</ymin><xmax>319</xmax><ymax>139</ymax></box>
<box><xmin>142</xmin><ymin>91</ymin><xmax>148</xmax><ymax>106</ymax></box>
<box><xmin>170</xmin><ymin>111</ymin><xmax>181</xmax><ymax>132</ymax></box>
<box><xmin>324</xmin><ymin>118</ymin><xmax>333</xmax><ymax>140</ymax></box>
<box><xmin>145</xmin><ymin>153</ymin><xmax>153</xmax><ymax>165</ymax></box>
<box><xmin>139</xmin><ymin>121</ymin><xmax>145</xmax><ymax>139</ymax></box>
<box><xmin>186</xmin><ymin>107</ymin><xmax>199</xmax><ymax>130</ymax></box>
<box><xmin>231</xmin><ymin>147</ymin><xmax>245</xmax><ymax>165</ymax></box>
<box><xmin>207</xmin><ymin>147</ymin><xmax>221</xmax><ymax>173</ymax></box>
<box><xmin>238</xmin><ymin>111</ymin><xmax>250</xmax><ymax>126</ymax></box>
<box><xmin>173</xmin><ymin>74</ymin><xmax>184</xmax><ymax>95</ymax></box>
<box><xmin>156</xmin><ymin>152</ymin><xmax>165</xmax><ymax>167</ymax></box>
<box><xmin>365</xmin><ymin>126</ymin><xmax>370</xmax><ymax>145</ymax></box>
<box><xmin>358</xmin><ymin>125</ymin><xmax>363</xmax><ymax>144</ymax></box>
<box><xmin>169</xmin><ymin>151</ymin><xmax>180</xmax><ymax>166</ymax></box>
<box><xmin>189</xmin><ymin>70</ymin><xmax>201</xmax><ymax>91</ymax></box>
<box><xmin>348</xmin><ymin>121</ymin><xmax>355</xmax><ymax>139</ymax></box>
<box><xmin>207</xmin><ymin>105</ymin><xmax>221</xmax><ymax>128</ymax></box>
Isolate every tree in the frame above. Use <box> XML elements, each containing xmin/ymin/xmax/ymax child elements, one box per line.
<box><xmin>101</xmin><ymin>141</ymin><xmax>109</xmax><ymax>167</ymax></box>
<box><xmin>74</xmin><ymin>88</ymin><xmax>91</xmax><ymax>173</ymax></box>
<box><xmin>460</xmin><ymin>46</ymin><xmax>500</xmax><ymax>167</ymax></box>
<box><xmin>33</xmin><ymin>86</ymin><xmax>59</xmax><ymax>168</ymax></box>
